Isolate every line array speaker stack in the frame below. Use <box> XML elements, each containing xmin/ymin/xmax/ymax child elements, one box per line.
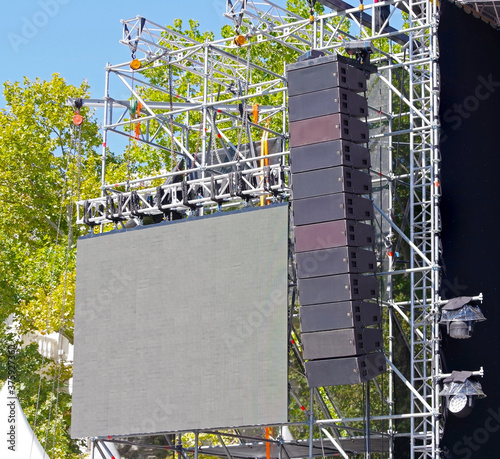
<box><xmin>287</xmin><ymin>54</ymin><xmax>386</xmax><ymax>387</ymax></box>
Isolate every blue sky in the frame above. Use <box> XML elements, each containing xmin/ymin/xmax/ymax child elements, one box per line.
<box><xmin>2</xmin><ymin>0</ymin><xmax>292</xmax><ymax>156</ymax></box>
<box><xmin>1</xmin><ymin>0</ymin><xmax>245</xmax><ymax>108</ymax></box>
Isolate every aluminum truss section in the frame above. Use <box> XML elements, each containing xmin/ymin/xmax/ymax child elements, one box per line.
<box><xmin>226</xmin><ymin>0</ymin><xmax>410</xmax><ymax>50</ymax></box>
<box><xmin>77</xmin><ymin>156</ymin><xmax>289</xmax><ymax>226</ymax></box>
<box><xmin>407</xmin><ymin>0</ymin><xmax>442</xmax><ymax>457</ymax></box>
<box><xmin>74</xmin><ymin>13</ymin><xmax>291</xmax><ymax>224</ymax></box>
<box><xmin>454</xmin><ymin>0</ymin><xmax>500</xmax><ymax>28</ymax></box>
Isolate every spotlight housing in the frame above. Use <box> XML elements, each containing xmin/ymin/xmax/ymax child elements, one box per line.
<box><xmin>440</xmin><ymin>370</ymin><xmax>486</xmax><ymax>418</ymax></box>
<box><xmin>448</xmin><ymin>394</ymin><xmax>469</xmax><ymax>416</ymax></box>
<box><xmin>440</xmin><ymin>296</ymin><xmax>486</xmax><ymax>339</ymax></box>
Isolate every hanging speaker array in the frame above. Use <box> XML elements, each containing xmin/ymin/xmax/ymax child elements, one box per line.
<box><xmin>288</xmin><ymin>54</ymin><xmax>386</xmax><ymax>387</ymax></box>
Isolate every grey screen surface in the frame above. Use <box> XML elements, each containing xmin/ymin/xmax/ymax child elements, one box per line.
<box><xmin>72</xmin><ymin>205</ymin><xmax>289</xmax><ymax>437</ymax></box>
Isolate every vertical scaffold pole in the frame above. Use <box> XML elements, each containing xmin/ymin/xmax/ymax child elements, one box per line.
<box><xmin>309</xmin><ymin>389</ymin><xmax>314</xmax><ymax>459</ymax></box>
<box><xmin>195</xmin><ymin>431</ymin><xmax>199</xmax><ymax>459</ymax></box>
<box><xmin>365</xmin><ymin>381</ymin><xmax>371</xmax><ymax>459</ymax></box>
<box><xmin>101</xmin><ymin>66</ymin><xmax>111</xmax><ymax>196</ymax></box>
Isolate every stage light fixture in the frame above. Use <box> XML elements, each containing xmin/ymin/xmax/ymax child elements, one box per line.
<box><xmin>439</xmin><ymin>296</ymin><xmax>486</xmax><ymax>339</ymax></box>
<box><xmin>448</xmin><ymin>394</ymin><xmax>469</xmax><ymax>416</ymax></box>
<box><xmin>439</xmin><ymin>370</ymin><xmax>486</xmax><ymax>418</ymax></box>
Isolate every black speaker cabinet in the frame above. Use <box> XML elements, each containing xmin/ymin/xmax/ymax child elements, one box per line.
<box><xmin>290</xmin><ymin>140</ymin><xmax>371</xmax><ymax>174</ymax></box>
<box><xmin>300</xmin><ymin>301</ymin><xmax>382</xmax><ymax>332</ymax></box>
<box><xmin>298</xmin><ymin>273</ymin><xmax>379</xmax><ymax>305</ymax></box>
<box><xmin>304</xmin><ymin>352</ymin><xmax>387</xmax><ymax>387</ymax></box>
<box><xmin>287</xmin><ymin>54</ymin><xmax>367</xmax><ymax>96</ymax></box>
<box><xmin>293</xmin><ymin>193</ymin><xmax>374</xmax><ymax>226</ymax></box>
<box><xmin>294</xmin><ymin>220</ymin><xmax>375</xmax><ymax>252</ymax></box>
<box><xmin>289</xmin><ymin>87</ymin><xmax>368</xmax><ymax>122</ymax></box>
<box><xmin>292</xmin><ymin>166</ymin><xmax>372</xmax><ymax>199</ymax></box>
<box><xmin>296</xmin><ymin>247</ymin><xmax>376</xmax><ymax>278</ymax></box>
<box><xmin>289</xmin><ymin>114</ymin><xmax>368</xmax><ymax>147</ymax></box>
<box><xmin>302</xmin><ymin>327</ymin><xmax>383</xmax><ymax>360</ymax></box>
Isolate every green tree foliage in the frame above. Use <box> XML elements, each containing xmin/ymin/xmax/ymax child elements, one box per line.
<box><xmin>0</xmin><ymin>74</ymin><xmax>106</xmax><ymax>457</ymax></box>
<box><xmin>0</xmin><ymin>327</ymin><xmax>80</xmax><ymax>457</ymax></box>
<box><xmin>0</xmin><ymin>74</ymin><xmax>106</xmax><ymax>341</ymax></box>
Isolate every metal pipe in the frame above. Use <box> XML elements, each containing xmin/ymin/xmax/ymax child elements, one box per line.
<box><xmin>386</xmin><ymin>356</ymin><xmax>434</xmax><ymax>413</ymax></box>
<box><xmin>317</xmin><ymin>411</ymin><xmax>432</xmax><ymax>424</ymax></box>
<box><xmin>438</xmin><ymin>367</ymin><xmax>484</xmax><ymax>379</ymax></box>
<box><xmin>376</xmin><ymin>266</ymin><xmax>433</xmax><ymax>277</ymax></box>
<box><xmin>101</xmin><ymin>66</ymin><xmax>111</xmax><ymax>195</ymax></box>
<box><xmin>202</xmin><ymin>44</ymin><xmax>209</xmax><ymax>173</ymax></box>
<box><xmin>320</xmin><ymin>428</ymin><xmax>349</xmax><ymax>459</ymax></box>
<box><xmin>373</xmin><ymin>200</ymin><xmax>433</xmax><ymax>266</ymax></box>
<box><xmin>365</xmin><ymin>381</ymin><xmax>371</xmax><ymax>459</ymax></box>
<box><xmin>95</xmin><ymin>151</ymin><xmax>288</xmax><ymax>190</ymax></box>
<box><xmin>308</xmin><ymin>390</ymin><xmax>314</xmax><ymax>459</ymax></box>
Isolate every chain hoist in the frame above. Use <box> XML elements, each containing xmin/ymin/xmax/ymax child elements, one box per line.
<box><xmin>307</xmin><ymin>0</ymin><xmax>317</xmax><ymax>24</ymax></box>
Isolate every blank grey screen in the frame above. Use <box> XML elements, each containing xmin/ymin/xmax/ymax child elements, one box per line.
<box><xmin>72</xmin><ymin>205</ymin><xmax>289</xmax><ymax>437</ymax></box>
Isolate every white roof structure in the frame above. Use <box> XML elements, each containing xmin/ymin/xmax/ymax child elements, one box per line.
<box><xmin>0</xmin><ymin>380</ymin><xmax>50</xmax><ymax>459</ymax></box>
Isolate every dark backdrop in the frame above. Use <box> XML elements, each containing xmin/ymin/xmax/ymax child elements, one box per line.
<box><xmin>439</xmin><ymin>1</ymin><xmax>500</xmax><ymax>457</ymax></box>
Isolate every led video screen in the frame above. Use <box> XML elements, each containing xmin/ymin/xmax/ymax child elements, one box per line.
<box><xmin>72</xmin><ymin>205</ymin><xmax>289</xmax><ymax>437</ymax></box>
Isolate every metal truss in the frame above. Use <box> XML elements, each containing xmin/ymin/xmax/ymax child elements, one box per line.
<box><xmin>454</xmin><ymin>0</ymin><xmax>500</xmax><ymax>28</ymax></box>
<box><xmin>406</xmin><ymin>0</ymin><xmax>441</xmax><ymax>456</ymax></box>
<box><xmin>76</xmin><ymin>1</ymin><xmax>443</xmax><ymax>457</ymax></box>
<box><xmin>78</xmin><ymin>154</ymin><xmax>289</xmax><ymax>226</ymax></box>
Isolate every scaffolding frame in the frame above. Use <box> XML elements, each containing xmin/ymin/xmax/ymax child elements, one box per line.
<box><xmin>76</xmin><ymin>1</ymin><xmax>444</xmax><ymax>457</ymax></box>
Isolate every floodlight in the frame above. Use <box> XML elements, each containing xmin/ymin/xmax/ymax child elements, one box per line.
<box><xmin>448</xmin><ymin>394</ymin><xmax>469</xmax><ymax>416</ymax></box>
<box><xmin>440</xmin><ymin>296</ymin><xmax>486</xmax><ymax>339</ymax></box>
<box><xmin>439</xmin><ymin>370</ymin><xmax>486</xmax><ymax>418</ymax></box>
